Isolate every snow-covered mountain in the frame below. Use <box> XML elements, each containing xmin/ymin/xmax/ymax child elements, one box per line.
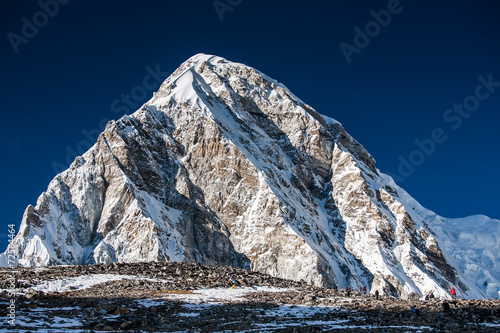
<box><xmin>1</xmin><ymin>54</ymin><xmax>498</xmax><ymax>299</ymax></box>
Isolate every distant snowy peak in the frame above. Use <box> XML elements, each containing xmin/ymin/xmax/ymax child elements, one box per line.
<box><xmin>1</xmin><ymin>54</ymin><xmax>498</xmax><ymax>300</ymax></box>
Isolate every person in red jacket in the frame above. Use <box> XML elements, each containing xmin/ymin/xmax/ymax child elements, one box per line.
<box><xmin>450</xmin><ymin>286</ymin><xmax>456</xmax><ymax>299</ymax></box>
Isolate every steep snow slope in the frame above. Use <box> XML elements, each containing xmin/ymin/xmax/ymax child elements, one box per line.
<box><xmin>1</xmin><ymin>54</ymin><xmax>498</xmax><ymax>299</ymax></box>
<box><xmin>381</xmin><ymin>174</ymin><xmax>500</xmax><ymax>299</ymax></box>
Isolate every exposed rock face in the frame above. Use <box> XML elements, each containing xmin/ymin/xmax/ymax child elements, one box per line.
<box><xmin>1</xmin><ymin>54</ymin><xmax>498</xmax><ymax>299</ymax></box>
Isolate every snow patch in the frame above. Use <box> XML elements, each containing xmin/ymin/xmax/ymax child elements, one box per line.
<box><xmin>30</xmin><ymin>274</ymin><xmax>171</xmax><ymax>293</ymax></box>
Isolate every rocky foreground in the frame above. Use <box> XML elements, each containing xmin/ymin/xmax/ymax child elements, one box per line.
<box><xmin>1</xmin><ymin>262</ymin><xmax>499</xmax><ymax>332</ymax></box>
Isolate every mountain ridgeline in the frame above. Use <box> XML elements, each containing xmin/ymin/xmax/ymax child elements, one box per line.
<box><xmin>2</xmin><ymin>54</ymin><xmax>498</xmax><ymax>299</ymax></box>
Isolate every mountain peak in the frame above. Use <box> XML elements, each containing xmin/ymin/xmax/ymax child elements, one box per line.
<box><xmin>148</xmin><ymin>54</ymin><xmax>340</xmax><ymax>132</ymax></box>
<box><xmin>1</xmin><ymin>55</ymin><xmax>498</xmax><ymax>300</ymax></box>
<box><xmin>147</xmin><ymin>53</ymin><xmax>244</xmax><ymax>108</ymax></box>
<box><xmin>185</xmin><ymin>53</ymin><xmax>230</xmax><ymax>66</ymax></box>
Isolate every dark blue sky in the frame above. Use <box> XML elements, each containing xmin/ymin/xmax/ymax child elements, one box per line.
<box><xmin>1</xmin><ymin>0</ymin><xmax>499</xmax><ymax>251</ymax></box>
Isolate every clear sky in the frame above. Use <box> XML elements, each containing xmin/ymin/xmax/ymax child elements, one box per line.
<box><xmin>1</xmin><ymin>0</ymin><xmax>499</xmax><ymax>252</ymax></box>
